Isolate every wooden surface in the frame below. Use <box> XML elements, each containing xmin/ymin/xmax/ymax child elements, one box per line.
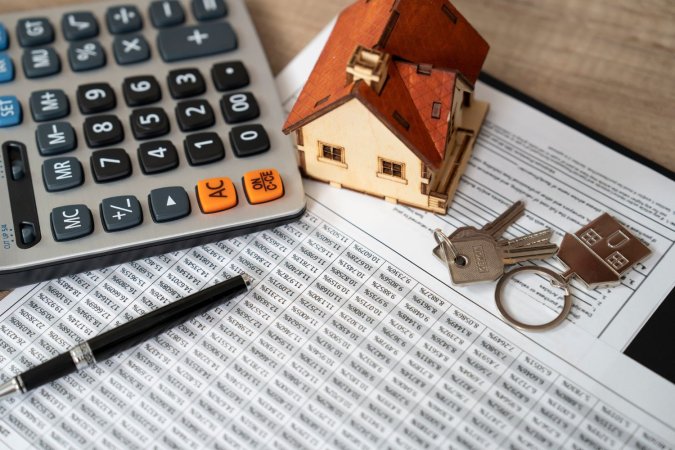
<box><xmin>1</xmin><ymin>0</ymin><xmax>673</xmax><ymax>299</ymax></box>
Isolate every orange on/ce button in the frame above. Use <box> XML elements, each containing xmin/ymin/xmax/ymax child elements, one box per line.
<box><xmin>243</xmin><ymin>168</ymin><xmax>284</xmax><ymax>204</ymax></box>
<box><xmin>196</xmin><ymin>177</ymin><xmax>238</xmax><ymax>213</ymax></box>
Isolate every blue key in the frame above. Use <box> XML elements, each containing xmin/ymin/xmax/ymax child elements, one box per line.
<box><xmin>0</xmin><ymin>54</ymin><xmax>13</xmax><ymax>83</ymax></box>
<box><xmin>0</xmin><ymin>23</ymin><xmax>8</xmax><ymax>51</ymax></box>
<box><xmin>0</xmin><ymin>96</ymin><xmax>21</xmax><ymax>127</ymax></box>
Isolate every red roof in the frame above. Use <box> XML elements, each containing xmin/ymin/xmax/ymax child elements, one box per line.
<box><xmin>283</xmin><ymin>0</ymin><xmax>489</xmax><ymax>170</ymax></box>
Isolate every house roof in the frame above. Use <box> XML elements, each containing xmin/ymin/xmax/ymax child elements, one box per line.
<box><xmin>283</xmin><ymin>0</ymin><xmax>489</xmax><ymax>170</ymax></box>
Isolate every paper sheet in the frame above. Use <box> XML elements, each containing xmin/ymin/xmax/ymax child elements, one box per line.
<box><xmin>0</xmin><ymin>22</ymin><xmax>673</xmax><ymax>449</ymax></box>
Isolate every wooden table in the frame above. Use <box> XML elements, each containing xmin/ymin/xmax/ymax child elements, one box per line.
<box><xmin>1</xmin><ymin>0</ymin><xmax>673</xmax><ymax>299</ymax></box>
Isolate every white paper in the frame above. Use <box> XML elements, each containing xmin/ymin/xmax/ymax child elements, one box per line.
<box><xmin>0</xmin><ymin>22</ymin><xmax>673</xmax><ymax>450</ymax></box>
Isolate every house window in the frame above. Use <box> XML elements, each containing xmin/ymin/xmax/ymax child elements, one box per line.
<box><xmin>421</xmin><ymin>164</ymin><xmax>431</xmax><ymax>181</ymax></box>
<box><xmin>581</xmin><ymin>229</ymin><xmax>601</xmax><ymax>247</ymax></box>
<box><xmin>318</xmin><ymin>141</ymin><xmax>347</xmax><ymax>167</ymax></box>
<box><xmin>296</xmin><ymin>129</ymin><xmax>304</xmax><ymax>146</ymax></box>
<box><xmin>607</xmin><ymin>251</ymin><xmax>629</xmax><ymax>270</ymax></box>
<box><xmin>378</xmin><ymin>157</ymin><xmax>406</xmax><ymax>183</ymax></box>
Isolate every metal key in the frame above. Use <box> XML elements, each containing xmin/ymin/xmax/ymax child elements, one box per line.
<box><xmin>433</xmin><ymin>201</ymin><xmax>558</xmax><ymax>285</ymax></box>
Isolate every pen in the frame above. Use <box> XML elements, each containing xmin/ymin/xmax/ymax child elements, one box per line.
<box><xmin>0</xmin><ymin>273</ymin><xmax>252</xmax><ymax>399</ymax></box>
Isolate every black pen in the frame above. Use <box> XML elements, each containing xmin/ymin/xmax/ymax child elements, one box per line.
<box><xmin>0</xmin><ymin>273</ymin><xmax>252</xmax><ymax>399</ymax></box>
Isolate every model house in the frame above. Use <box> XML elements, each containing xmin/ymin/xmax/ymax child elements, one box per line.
<box><xmin>283</xmin><ymin>0</ymin><xmax>490</xmax><ymax>213</ymax></box>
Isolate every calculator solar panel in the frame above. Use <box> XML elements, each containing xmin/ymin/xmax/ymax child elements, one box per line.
<box><xmin>0</xmin><ymin>0</ymin><xmax>306</xmax><ymax>289</ymax></box>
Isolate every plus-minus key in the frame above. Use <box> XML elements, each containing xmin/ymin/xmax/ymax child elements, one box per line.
<box><xmin>157</xmin><ymin>22</ymin><xmax>237</xmax><ymax>62</ymax></box>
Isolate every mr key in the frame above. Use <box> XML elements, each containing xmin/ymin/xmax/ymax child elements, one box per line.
<box><xmin>433</xmin><ymin>201</ymin><xmax>558</xmax><ymax>285</ymax></box>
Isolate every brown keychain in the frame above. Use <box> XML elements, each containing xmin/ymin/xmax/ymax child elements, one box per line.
<box><xmin>496</xmin><ymin>213</ymin><xmax>652</xmax><ymax>330</ymax></box>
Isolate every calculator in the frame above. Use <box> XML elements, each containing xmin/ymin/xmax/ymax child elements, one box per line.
<box><xmin>0</xmin><ymin>0</ymin><xmax>306</xmax><ymax>289</ymax></box>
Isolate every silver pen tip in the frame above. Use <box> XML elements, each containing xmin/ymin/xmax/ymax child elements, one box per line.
<box><xmin>241</xmin><ymin>273</ymin><xmax>253</xmax><ymax>290</ymax></box>
<box><xmin>0</xmin><ymin>377</ymin><xmax>23</xmax><ymax>399</ymax></box>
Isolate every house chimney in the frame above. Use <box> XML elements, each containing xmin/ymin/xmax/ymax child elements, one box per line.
<box><xmin>346</xmin><ymin>45</ymin><xmax>390</xmax><ymax>94</ymax></box>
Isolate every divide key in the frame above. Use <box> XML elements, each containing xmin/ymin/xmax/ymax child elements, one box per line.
<box><xmin>157</xmin><ymin>22</ymin><xmax>237</xmax><ymax>62</ymax></box>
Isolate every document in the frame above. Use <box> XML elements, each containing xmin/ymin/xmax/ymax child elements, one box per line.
<box><xmin>0</xmin><ymin>24</ymin><xmax>673</xmax><ymax>449</ymax></box>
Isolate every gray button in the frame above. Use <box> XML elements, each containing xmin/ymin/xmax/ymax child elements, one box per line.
<box><xmin>149</xmin><ymin>1</ymin><xmax>185</xmax><ymax>28</ymax></box>
<box><xmin>30</xmin><ymin>90</ymin><xmax>69</xmax><ymax>122</ymax></box>
<box><xmin>22</xmin><ymin>47</ymin><xmax>61</xmax><ymax>78</ymax></box>
<box><xmin>69</xmin><ymin>40</ymin><xmax>106</xmax><ymax>71</ymax></box>
<box><xmin>42</xmin><ymin>157</ymin><xmax>83</xmax><ymax>192</ymax></box>
<box><xmin>62</xmin><ymin>12</ymin><xmax>99</xmax><ymax>41</ymax></box>
<box><xmin>113</xmin><ymin>34</ymin><xmax>151</xmax><ymax>65</ymax></box>
<box><xmin>17</xmin><ymin>18</ymin><xmax>54</xmax><ymax>47</ymax></box>
<box><xmin>149</xmin><ymin>187</ymin><xmax>191</xmax><ymax>222</ymax></box>
<box><xmin>51</xmin><ymin>204</ymin><xmax>93</xmax><ymax>241</ymax></box>
<box><xmin>191</xmin><ymin>0</ymin><xmax>227</xmax><ymax>21</ymax></box>
<box><xmin>101</xmin><ymin>195</ymin><xmax>143</xmax><ymax>232</ymax></box>
<box><xmin>36</xmin><ymin>122</ymin><xmax>77</xmax><ymax>155</ymax></box>
<box><xmin>157</xmin><ymin>22</ymin><xmax>237</xmax><ymax>63</ymax></box>
<box><xmin>106</xmin><ymin>5</ymin><xmax>143</xmax><ymax>34</ymax></box>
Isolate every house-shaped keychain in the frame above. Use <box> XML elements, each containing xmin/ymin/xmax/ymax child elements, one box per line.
<box><xmin>283</xmin><ymin>0</ymin><xmax>490</xmax><ymax>213</ymax></box>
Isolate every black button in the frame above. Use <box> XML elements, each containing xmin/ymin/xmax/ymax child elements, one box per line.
<box><xmin>17</xmin><ymin>18</ymin><xmax>54</xmax><ymax>47</ymax></box>
<box><xmin>29</xmin><ymin>89</ymin><xmax>70</xmax><ymax>122</ymax></box>
<box><xmin>113</xmin><ymin>34</ymin><xmax>151</xmax><ymax>65</ymax></box>
<box><xmin>68</xmin><ymin>40</ymin><xmax>106</xmax><ymax>72</ymax></box>
<box><xmin>184</xmin><ymin>132</ymin><xmax>224</xmax><ymax>166</ymax></box>
<box><xmin>106</xmin><ymin>6</ymin><xmax>143</xmax><ymax>34</ymax></box>
<box><xmin>138</xmin><ymin>141</ymin><xmax>179</xmax><ymax>174</ymax></box>
<box><xmin>62</xmin><ymin>12</ymin><xmax>99</xmax><ymax>41</ymax></box>
<box><xmin>149</xmin><ymin>187</ymin><xmax>191</xmax><ymax>223</ymax></box>
<box><xmin>230</xmin><ymin>124</ymin><xmax>270</xmax><ymax>157</ymax></box>
<box><xmin>191</xmin><ymin>0</ymin><xmax>227</xmax><ymax>21</ymax></box>
<box><xmin>22</xmin><ymin>47</ymin><xmax>61</xmax><ymax>78</ymax></box>
<box><xmin>100</xmin><ymin>195</ymin><xmax>143</xmax><ymax>232</ymax></box>
<box><xmin>35</xmin><ymin>122</ymin><xmax>77</xmax><ymax>155</ymax></box>
<box><xmin>123</xmin><ymin>75</ymin><xmax>162</xmax><ymax>106</ymax></box>
<box><xmin>90</xmin><ymin>148</ymin><xmax>132</xmax><ymax>182</ymax></box>
<box><xmin>77</xmin><ymin>83</ymin><xmax>116</xmax><ymax>114</ymax></box>
<box><xmin>149</xmin><ymin>1</ymin><xmax>185</xmax><ymax>28</ymax></box>
<box><xmin>130</xmin><ymin>107</ymin><xmax>170</xmax><ymax>140</ymax></box>
<box><xmin>42</xmin><ymin>157</ymin><xmax>84</xmax><ymax>192</ymax></box>
<box><xmin>84</xmin><ymin>115</ymin><xmax>124</xmax><ymax>148</ymax></box>
<box><xmin>167</xmin><ymin>68</ymin><xmax>205</xmax><ymax>99</ymax></box>
<box><xmin>51</xmin><ymin>205</ymin><xmax>93</xmax><ymax>241</ymax></box>
<box><xmin>220</xmin><ymin>92</ymin><xmax>259</xmax><ymax>124</ymax></box>
<box><xmin>212</xmin><ymin>61</ymin><xmax>249</xmax><ymax>91</ymax></box>
<box><xmin>175</xmin><ymin>99</ymin><xmax>215</xmax><ymax>132</ymax></box>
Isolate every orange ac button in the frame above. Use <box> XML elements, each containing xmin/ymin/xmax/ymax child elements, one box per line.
<box><xmin>197</xmin><ymin>177</ymin><xmax>238</xmax><ymax>213</ymax></box>
<box><xmin>243</xmin><ymin>168</ymin><xmax>285</xmax><ymax>204</ymax></box>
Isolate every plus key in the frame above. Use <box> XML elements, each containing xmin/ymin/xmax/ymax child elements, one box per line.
<box><xmin>157</xmin><ymin>23</ymin><xmax>237</xmax><ymax>62</ymax></box>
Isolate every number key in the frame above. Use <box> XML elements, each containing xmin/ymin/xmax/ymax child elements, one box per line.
<box><xmin>230</xmin><ymin>124</ymin><xmax>270</xmax><ymax>157</ymax></box>
<box><xmin>90</xmin><ymin>148</ymin><xmax>132</xmax><ymax>182</ymax></box>
<box><xmin>138</xmin><ymin>141</ymin><xmax>179</xmax><ymax>174</ymax></box>
<box><xmin>184</xmin><ymin>132</ymin><xmax>224</xmax><ymax>166</ymax></box>
<box><xmin>84</xmin><ymin>115</ymin><xmax>124</xmax><ymax>148</ymax></box>
<box><xmin>130</xmin><ymin>107</ymin><xmax>170</xmax><ymax>140</ymax></box>
<box><xmin>123</xmin><ymin>75</ymin><xmax>161</xmax><ymax>106</ymax></box>
<box><xmin>167</xmin><ymin>68</ymin><xmax>205</xmax><ymax>99</ymax></box>
<box><xmin>175</xmin><ymin>99</ymin><xmax>214</xmax><ymax>131</ymax></box>
<box><xmin>220</xmin><ymin>92</ymin><xmax>259</xmax><ymax>124</ymax></box>
<box><xmin>77</xmin><ymin>83</ymin><xmax>116</xmax><ymax>114</ymax></box>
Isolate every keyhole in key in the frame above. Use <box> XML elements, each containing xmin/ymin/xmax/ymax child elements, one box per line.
<box><xmin>454</xmin><ymin>255</ymin><xmax>468</xmax><ymax>267</ymax></box>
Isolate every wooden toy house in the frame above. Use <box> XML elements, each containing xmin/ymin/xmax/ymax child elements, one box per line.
<box><xmin>283</xmin><ymin>0</ymin><xmax>490</xmax><ymax>213</ymax></box>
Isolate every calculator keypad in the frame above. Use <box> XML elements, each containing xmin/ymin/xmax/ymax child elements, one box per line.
<box><xmin>1</xmin><ymin>0</ymin><xmax>305</xmax><ymax>287</ymax></box>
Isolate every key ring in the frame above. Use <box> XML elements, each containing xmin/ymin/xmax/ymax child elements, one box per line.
<box><xmin>495</xmin><ymin>266</ymin><xmax>573</xmax><ymax>331</ymax></box>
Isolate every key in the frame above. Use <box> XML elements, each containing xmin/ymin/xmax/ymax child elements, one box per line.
<box><xmin>433</xmin><ymin>201</ymin><xmax>558</xmax><ymax>285</ymax></box>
